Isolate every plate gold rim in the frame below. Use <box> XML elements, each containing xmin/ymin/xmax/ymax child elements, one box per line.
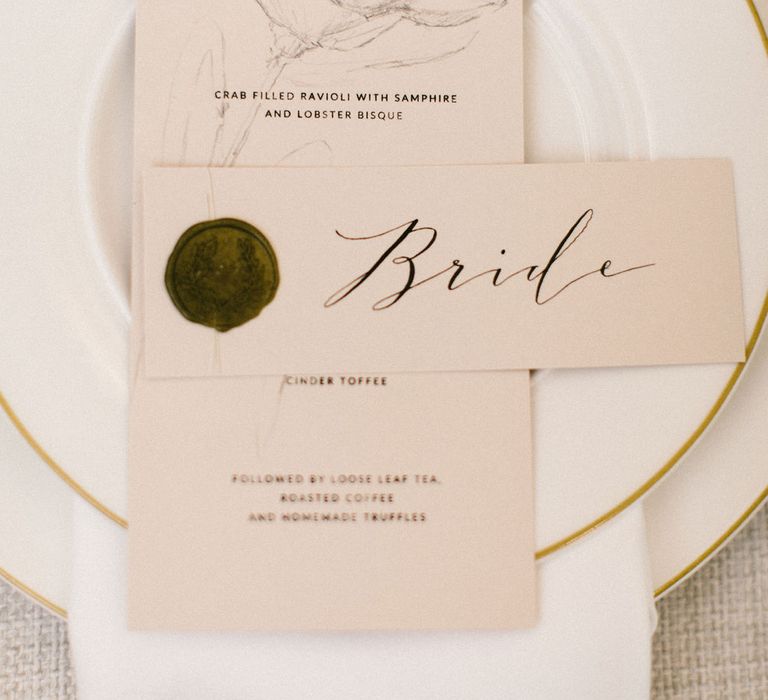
<box><xmin>654</xmin><ymin>486</ymin><xmax>768</xmax><ymax>599</ymax></box>
<box><xmin>0</xmin><ymin>393</ymin><xmax>127</xmax><ymax>528</ymax></box>
<box><xmin>0</xmin><ymin>565</ymin><xmax>67</xmax><ymax>619</ymax></box>
<box><xmin>0</xmin><ymin>0</ymin><xmax>765</xmax><ymax>591</ymax></box>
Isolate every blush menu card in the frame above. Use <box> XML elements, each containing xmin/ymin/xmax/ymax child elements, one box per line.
<box><xmin>128</xmin><ymin>0</ymin><xmax>538</xmax><ymax>630</ymax></box>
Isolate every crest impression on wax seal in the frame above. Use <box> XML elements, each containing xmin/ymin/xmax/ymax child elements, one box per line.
<box><xmin>164</xmin><ymin>218</ymin><xmax>279</xmax><ymax>332</ymax></box>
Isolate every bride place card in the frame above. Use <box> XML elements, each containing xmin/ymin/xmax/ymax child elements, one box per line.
<box><xmin>129</xmin><ymin>0</ymin><xmax>536</xmax><ymax>630</ymax></box>
<box><xmin>142</xmin><ymin>159</ymin><xmax>744</xmax><ymax>378</ymax></box>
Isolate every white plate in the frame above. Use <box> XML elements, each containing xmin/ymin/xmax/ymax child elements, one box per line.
<box><xmin>1</xmin><ymin>0</ymin><xmax>767</xmax><ymax>560</ymax></box>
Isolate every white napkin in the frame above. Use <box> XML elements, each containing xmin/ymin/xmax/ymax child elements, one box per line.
<box><xmin>69</xmin><ymin>498</ymin><xmax>655</xmax><ymax>699</ymax></box>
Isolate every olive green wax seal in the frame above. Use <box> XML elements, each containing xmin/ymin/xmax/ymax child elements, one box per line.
<box><xmin>165</xmin><ymin>218</ymin><xmax>279</xmax><ymax>332</ymax></box>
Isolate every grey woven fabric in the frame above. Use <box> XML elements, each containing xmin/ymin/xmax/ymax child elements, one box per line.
<box><xmin>652</xmin><ymin>504</ymin><xmax>768</xmax><ymax>699</ymax></box>
<box><xmin>0</xmin><ymin>584</ymin><xmax>75</xmax><ymax>699</ymax></box>
<box><xmin>0</xmin><ymin>505</ymin><xmax>766</xmax><ymax>698</ymax></box>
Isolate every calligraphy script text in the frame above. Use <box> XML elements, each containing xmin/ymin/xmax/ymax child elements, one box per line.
<box><xmin>324</xmin><ymin>211</ymin><xmax>655</xmax><ymax>311</ymax></box>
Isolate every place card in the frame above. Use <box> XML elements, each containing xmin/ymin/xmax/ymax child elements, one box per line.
<box><xmin>143</xmin><ymin>159</ymin><xmax>744</xmax><ymax>377</ymax></box>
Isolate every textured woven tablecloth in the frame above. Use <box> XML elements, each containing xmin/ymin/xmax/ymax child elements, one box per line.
<box><xmin>0</xmin><ymin>504</ymin><xmax>766</xmax><ymax>698</ymax></box>
<box><xmin>0</xmin><ymin>584</ymin><xmax>74</xmax><ymax>698</ymax></box>
<box><xmin>651</xmin><ymin>504</ymin><xmax>768</xmax><ymax>699</ymax></box>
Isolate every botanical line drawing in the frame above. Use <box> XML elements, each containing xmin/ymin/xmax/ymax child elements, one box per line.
<box><xmin>162</xmin><ymin>0</ymin><xmax>508</xmax><ymax>166</ymax></box>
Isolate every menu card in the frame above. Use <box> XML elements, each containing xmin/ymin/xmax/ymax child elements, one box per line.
<box><xmin>128</xmin><ymin>0</ymin><xmax>537</xmax><ymax>630</ymax></box>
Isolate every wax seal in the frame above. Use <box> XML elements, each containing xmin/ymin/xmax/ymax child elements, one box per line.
<box><xmin>165</xmin><ymin>218</ymin><xmax>279</xmax><ymax>332</ymax></box>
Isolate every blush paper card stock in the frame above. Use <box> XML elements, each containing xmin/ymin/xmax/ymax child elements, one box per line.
<box><xmin>134</xmin><ymin>0</ymin><xmax>523</xmax><ymax>169</ymax></box>
<box><xmin>128</xmin><ymin>372</ymin><xmax>536</xmax><ymax>631</ymax></box>
<box><xmin>129</xmin><ymin>0</ymin><xmax>537</xmax><ymax>630</ymax></box>
<box><xmin>143</xmin><ymin>159</ymin><xmax>744</xmax><ymax>377</ymax></box>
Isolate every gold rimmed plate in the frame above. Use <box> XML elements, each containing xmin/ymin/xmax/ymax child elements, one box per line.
<box><xmin>0</xmin><ymin>0</ymin><xmax>767</xmax><ymax>597</ymax></box>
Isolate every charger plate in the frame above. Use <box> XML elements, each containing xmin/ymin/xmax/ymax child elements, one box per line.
<box><xmin>645</xmin><ymin>0</ymin><xmax>768</xmax><ymax>598</ymax></box>
<box><xmin>0</xmin><ymin>0</ymin><xmax>767</xmax><ymax>611</ymax></box>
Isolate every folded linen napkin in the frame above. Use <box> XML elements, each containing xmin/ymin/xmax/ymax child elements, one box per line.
<box><xmin>69</xmin><ymin>499</ymin><xmax>655</xmax><ymax>699</ymax></box>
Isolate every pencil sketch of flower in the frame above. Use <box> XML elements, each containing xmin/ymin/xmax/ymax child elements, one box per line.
<box><xmin>163</xmin><ymin>0</ymin><xmax>507</xmax><ymax>165</ymax></box>
<box><xmin>222</xmin><ymin>0</ymin><xmax>506</xmax><ymax>164</ymax></box>
<box><xmin>162</xmin><ymin>20</ymin><xmax>228</xmax><ymax>166</ymax></box>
